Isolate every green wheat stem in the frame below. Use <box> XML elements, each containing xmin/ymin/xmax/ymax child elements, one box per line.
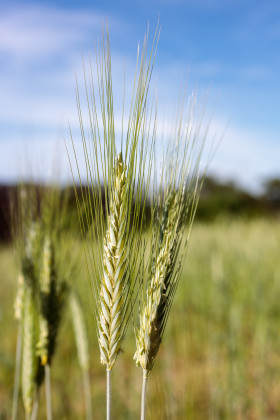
<box><xmin>45</xmin><ymin>364</ymin><xmax>52</xmax><ymax>420</ymax></box>
<box><xmin>69</xmin><ymin>291</ymin><xmax>92</xmax><ymax>420</ymax></box>
<box><xmin>30</xmin><ymin>391</ymin><xmax>39</xmax><ymax>420</ymax></box>
<box><xmin>82</xmin><ymin>368</ymin><xmax>93</xmax><ymax>420</ymax></box>
<box><xmin>12</xmin><ymin>324</ymin><xmax>22</xmax><ymax>420</ymax></box>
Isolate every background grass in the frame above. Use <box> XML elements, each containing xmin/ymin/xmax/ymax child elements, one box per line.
<box><xmin>1</xmin><ymin>217</ymin><xmax>280</xmax><ymax>419</ymax></box>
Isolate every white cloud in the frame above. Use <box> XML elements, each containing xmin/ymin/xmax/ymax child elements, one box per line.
<box><xmin>2</xmin><ymin>103</ymin><xmax>279</xmax><ymax>194</ymax></box>
<box><xmin>238</xmin><ymin>65</ymin><xmax>271</xmax><ymax>82</ymax></box>
<box><xmin>0</xmin><ymin>6</ymin><xmax>113</xmax><ymax>60</ymax></box>
<box><xmin>0</xmin><ymin>5</ymin><xmax>135</xmax><ymax>129</ymax></box>
<box><xmin>207</xmin><ymin>119</ymin><xmax>280</xmax><ymax>192</ymax></box>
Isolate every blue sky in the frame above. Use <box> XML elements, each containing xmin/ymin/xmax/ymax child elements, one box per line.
<box><xmin>0</xmin><ymin>0</ymin><xmax>279</xmax><ymax>191</ymax></box>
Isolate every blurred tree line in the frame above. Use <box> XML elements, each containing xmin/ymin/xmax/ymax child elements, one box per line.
<box><xmin>197</xmin><ymin>176</ymin><xmax>280</xmax><ymax>220</ymax></box>
<box><xmin>0</xmin><ymin>176</ymin><xmax>280</xmax><ymax>243</ymax></box>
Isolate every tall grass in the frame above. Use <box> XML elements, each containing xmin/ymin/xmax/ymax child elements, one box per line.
<box><xmin>2</xmin><ymin>218</ymin><xmax>280</xmax><ymax>418</ymax></box>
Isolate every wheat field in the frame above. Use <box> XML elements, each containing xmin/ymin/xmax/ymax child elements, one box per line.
<box><xmin>1</xmin><ymin>217</ymin><xmax>280</xmax><ymax>419</ymax></box>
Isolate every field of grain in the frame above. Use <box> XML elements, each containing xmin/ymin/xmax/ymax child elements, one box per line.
<box><xmin>1</xmin><ymin>217</ymin><xmax>280</xmax><ymax>419</ymax></box>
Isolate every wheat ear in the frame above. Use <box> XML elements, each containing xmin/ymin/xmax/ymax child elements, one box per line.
<box><xmin>20</xmin><ymin>224</ymin><xmax>41</xmax><ymax>418</ymax></box>
<box><xmin>68</xmin><ymin>23</ymin><xmax>160</xmax><ymax>420</ymax></box>
<box><xmin>37</xmin><ymin>236</ymin><xmax>68</xmax><ymax>367</ymax></box>
<box><xmin>14</xmin><ymin>273</ymin><xmax>25</xmax><ymax>321</ymax></box>
<box><xmin>134</xmin><ymin>189</ymin><xmax>186</xmax><ymax>420</ymax></box>
<box><xmin>98</xmin><ymin>153</ymin><xmax>128</xmax><ymax>420</ymax></box>
<box><xmin>98</xmin><ymin>152</ymin><xmax>128</xmax><ymax>370</ymax></box>
<box><xmin>36</xmin><ymin>236</ymin><xmax>52</xmax><ymax>366</ymax></box>
<box><xmin>134</xmin><ymin>191</ymin><xmax>183</xmax><ymax>374</ymax></box>
<box><xmin>36</xmin><ymin>235</ymin><xmax>68</xmax><ymax>420</ymax></box>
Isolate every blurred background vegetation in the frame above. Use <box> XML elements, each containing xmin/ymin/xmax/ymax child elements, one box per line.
<box><xmin>1</xmin><ymin>176</ymin><xmax>280</xmax><ymax>243</ymax></box>
<box><xmin>0</xmin><ymin>178</ymin><xmax>280</xmax><ymax>419</ymax></box>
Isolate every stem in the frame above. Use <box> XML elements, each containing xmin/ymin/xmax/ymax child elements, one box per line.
<box><xmin>82</xmin><ymin>368</ymin><xmax>92</xmax><ymax>420</ymax></box>
<box><xmin>31</xmin><ymin>391</ymin><xmax>39</xmax><ymax>420</ymax></box>
<box><xmin>45</xmin><ymin>364</ymin><xmax>52</xmax><ymax>420</ymax></box>
<box><xmin>12</xmin><ymin>325</ymin><xmax>22</xmax><ymax>420</ymax></box>
<box><xmin>140</xmin><ymin>370</ymin><xmax>148</xmax><ymax>420</ymax></box>
<box><xmin>106</xmin><ymin>369</ymin><xmax>111</xmax><ymax>420</ymax></box>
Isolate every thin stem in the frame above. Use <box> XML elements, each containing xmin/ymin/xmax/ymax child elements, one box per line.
<box><xmin>45</xmin><ymin>364</ymin><xmax>52</xmax><ymax>420</ymax></box>
<box><xmin>31</xmin><ymin>391</ymin><xmax>39</xmax><ymax>420</ymax></box>
<box><xmin>140</xmin><ymin>370</ymin><xmax>148</xmax><ymax>420</ymax></box>
<box><xmin>12</xmin><ymin>325</ymin><xmax>22</xmax><ymax>420</ymax></box>
<box><xmin>82</xmin><ymin>368</ymin><xmax>93</xmax><ymax>420</ymax></box>
<box><xmin>106</xmin><ymin>369</ymin><xmax>111</xmax><ymax>420</ymax></box>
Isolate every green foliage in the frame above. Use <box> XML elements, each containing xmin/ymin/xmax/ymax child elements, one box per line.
<box><xmin>197</xmin><ymin>176</ymin><xmax>263</xmax><ymax>219</ymax></box>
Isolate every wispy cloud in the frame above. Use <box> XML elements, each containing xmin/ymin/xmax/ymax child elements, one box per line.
<box><xmin>0</xmin><ymin>6</ymin><xmax>132</xmax><ymax>128</ymax></box>
<box><xmin>238</xmin><ymin>65</ymin><xmax>271</xmax><ymax>82</ymax></box>
<box><xmin>208</xmin><ymin>119</ymin><xmax>280</xmax><ymax>192</ymax></box>
<box><xmin>0</xmin><ymin>6</ymin><xmax>103</xmax><ymax>60</ymax></box>
<box><xmin>0</xmin><ymin>3</ymin><xmax>278</xmax><ymax>190</ymax></box>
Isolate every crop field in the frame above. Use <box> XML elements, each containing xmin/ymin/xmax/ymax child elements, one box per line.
<box><xmin>1</xmin><ymin>217</ymin><xmax>280</xmax><ymax>419</ymax></box>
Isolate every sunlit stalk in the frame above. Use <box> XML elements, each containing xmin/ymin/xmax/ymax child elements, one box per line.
<box><xmin>45</xmin><ymin>364</ymin><xmax>52</xmax><ymax>420</ymax></box>
<box><xmin>106</xmin><ymin>369</ymin><xmax>111</xmax><ymax>420</ymax></box>
<box><xmin>140</xmin><ymin>370</ymin><xmax>148</xmax><ymax>420</ymax></box>
<box><xmin>82</xmin><ymin>368</ymin><xmax>92</xmax><ymax>420</ymax></box>
<box><xmin>12</xmin><ymin>325</ymin><xmax>22</xmax><ymax>420</ymax></box>
<box><xmin>30</xmin><ymin>391</ymin><xmax>39</xmax><ymax>420</ymax></box>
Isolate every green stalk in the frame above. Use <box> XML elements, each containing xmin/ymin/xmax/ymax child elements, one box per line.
<box><xmin>140</xmin><ymin>370</ymin><xmax>148</xmax><ymax>420</ymax></box>
<box><xmin>82</xmin><ymin>368</ymin><xmax>92</xmax><ymax>420</ymax></box>
<box><xmin>45</xmin><ymin>364</ymin><xmax>52</xmax><ymax>420</ymax></box>
<box><xmin>69</xmin><ymin>291</ymin><xmax>92</xmax><ymax>419</ymax></box>
<box><xmin>106</xmin><ymin>369</ymin><xmax>111</xmax><ymax>420</ymax></box>
<box><xmin>12</xmin><ymin>325</ymin><xmax>22</xmax><ymax>420</ymax></box>
<box><xmin>31</xmin><ymin>391</ymin><xmax>39</xmax><ymax>420</ymax></box>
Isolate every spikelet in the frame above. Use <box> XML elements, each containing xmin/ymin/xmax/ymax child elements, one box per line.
<box><xmin>36</xmin><ymin>316</ymin><xmax>49</xmax><ymax>366</ymax></box>
<box><xmin>134</xmin><ymin>190</ymin><xmax>183</xmax><ymax>375</ymax></box>
<box><xmin>70</xmin><ymin>291</ymin><xmax>89</xmax><ymax>370</ymax></box>
<box><xmin>14</xmin><ymin>273</ymin><xmax>25</xmax><ymax>320</ymax></box>
<box><xmin>21</xmin><ymin>287</ymin><xmax>36</xmax><ymax>414</ymax></box>
<box><xmin>40</xmin><ymin>236</ymin><xmax>52</xmax><ymax>294</ymax></box>
<box><xmin>25</xmin><ymin>222</ymin><xmax>40</xmax><ymax>260</ymax></box>
<box><xmin>21</xmin><ymin>222</ymin><xmax>40</xmax><ymax>291</ymax></box>
<box><xmin>98</xmin><ymin>153</ymin><xmax>128</xmax><ymax>370</ymax></box>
